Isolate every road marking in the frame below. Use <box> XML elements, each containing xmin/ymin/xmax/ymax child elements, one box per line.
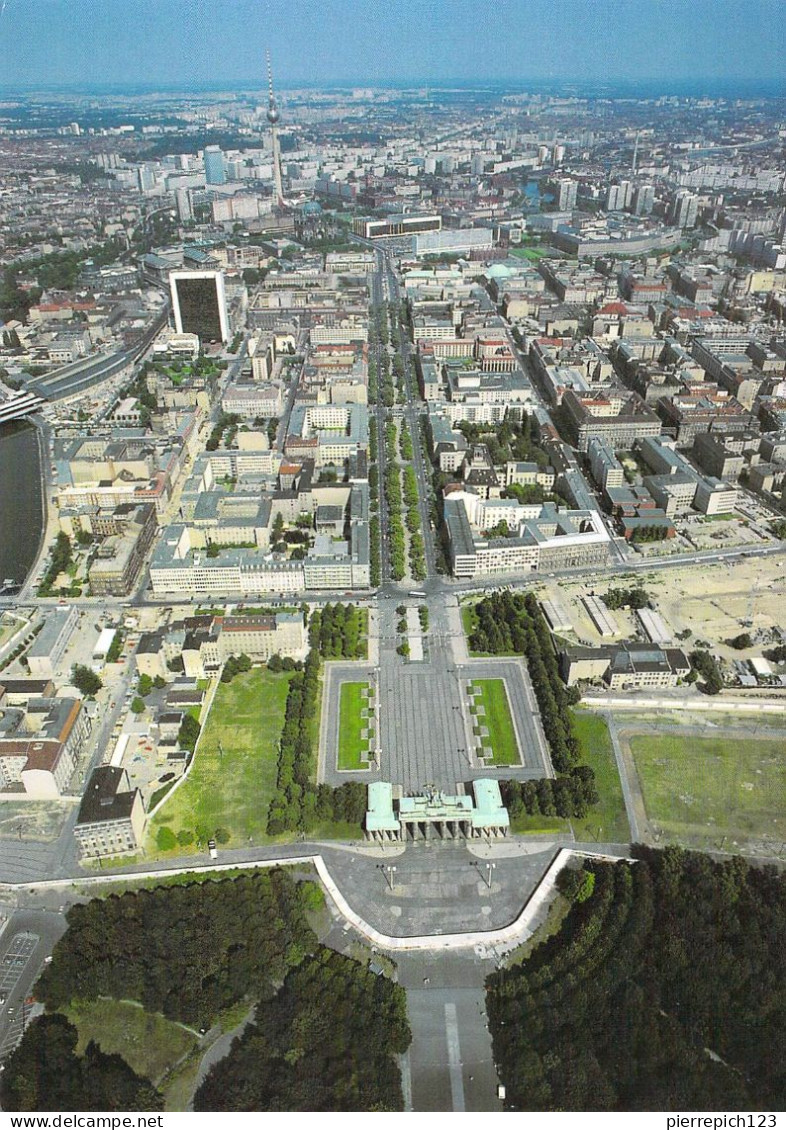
<box><xmin>400</xmin><ymin>1049</ymin><xmax>413</xmax><ymax>1111</ymax></box>
<box><xmin>444</xmin><ymin>1002</ymin><xmax>465</xmax><ymax>1111</ymax></box>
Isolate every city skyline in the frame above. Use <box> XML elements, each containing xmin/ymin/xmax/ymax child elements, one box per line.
<box><xmin>0</xmin><ymin>0</ymin><xmax>783</xmax><ymax>92</ymax></box>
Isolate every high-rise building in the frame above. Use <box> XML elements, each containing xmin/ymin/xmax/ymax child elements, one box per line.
<box><xmin>137</xmin><ymin>165</ymin><xmax>156</xmax><ymax>193</ymax></box>
<box><xmin>557</xmin><ymin>178</ymin><xmax>578</xmax><ymax>211</ymax></box>
<box><xmin>671</xmin><ymin>190</ymin><xmax>699</xmax><ymax>229</ymax></box>
<box><xmin>204</xmin><ymin>145</ymin><xmax>226</xmax><ymax>186</ymax></box>
<box><xmin>633</xmin><ymin>184</ymin><xmax>655</xmax><ymax>216</ymax></box>
<box><xmin>175</xmin><ymin>187</ymin><xmax>192</xmax><ymax>223</ymax></box>
<box><xmin>606</xmin><ymin>183</ymin><xmax>624</xmax><ymax>211</ymax></box>
<box><xmin>169</xmin><ymin>271</ymin><xmax>229</xmax><ymax>343</ymax></box>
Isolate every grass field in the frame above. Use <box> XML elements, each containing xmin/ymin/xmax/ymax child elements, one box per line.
<box><xmin>147</xmin><ymin>667</ymin><xmax>293</xmax><ymax>854</ymax></box>
<box><xmin>338</xmin><ymin>681</ymin><xmax>371</xmax><ymax>770</ymax></box>
<box><xmin>509</xmin><ymin>245</ymin><xmax>549</xmax><ymax>261</ymax></box>
<box><xmin>469</xmin><ymin>679</ymin><xmax>521</xmax><ymax>766</ymax></box>
<box><xmin>461</xmin><ymin>604</ymin><xmax>479</xmax><ymax>641</ymax></box>
<box><xmin>509</xmin><ymin>812</ymin><xmax>569</xmax><ymax>835</ymax></box>
<box><xmin>629</xmin><ymin>733</ymin><xmax>786</xmax><ymax>847</ymax></box>
<box><xmin>66</xmin><ymin>999</ymin><xmax>198</xmax><ymax>1086</ymax></box>
<box><xmin>571</xmin><ymin>712</ymin><xmax>630</xmax><ymax>843</ymax></box>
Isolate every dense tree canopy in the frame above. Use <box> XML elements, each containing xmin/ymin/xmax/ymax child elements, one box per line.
<box><xmin>0</xmin><ymin>1014</ymin><xmax>162</xmax><ymax>1112</ymax></box>
<box><xmin>470</xmin><ymin>591</ymin><xmax>583</xmax><ymax>774</ymax></box>
<box><xmin>309</xmin><ymin>603</ymin><xmax>365</xmax><ymax>659</ymax></box>
<box><xmin>195</xmin><ymin>948</ymin><xmax>411</xmax><ymax>1111</ymax></box>
<box><xmin>36</xmin><ymin>871</ymin><xmax>317</xmax><ymax>1030</ymax></box>
<box><xmin>487</xmin><ymin>849</ymin><xmax>786</xmax><ymax>1111</ymax></box>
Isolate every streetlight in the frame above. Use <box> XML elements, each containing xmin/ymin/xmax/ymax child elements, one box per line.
<box><xmin>378</xmin><ymin>863</ymin><xmax>397</xmax><ymax>890</ymax></box>
<box><xmin>473</xmin><ymin>860</ymin><xmax>496</xmax><ymax>888</ymax></box>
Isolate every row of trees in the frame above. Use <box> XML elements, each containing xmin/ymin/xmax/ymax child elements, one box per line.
<box><xmin>500</xmin><ymin>767</ymin><xmax>598</xmax><ymax>819</ymax></box>
<box><xmin>206</xmin><ymin>411</ymin><xmax>240</xmax><ymax>451</ymax></box>
<box><xmin>35</xmin><ymin>872</ymin><xmax>317</xmax><ymax>1030</ymax></box>
<box><xmin>385</xmin><ymin>463</ymin><xmax>407</xmax><ymax>581</ymax></box>
<box><xmin>631</xmin><ymin>524</ymin><xmax>671</xmax><ymax>543</ymax></box>
<box><xmin>602</xmin><ymin>586</ymin><xmax>650</xmax><ymax>610</ymax></box>
<box><xmin>195</xmin><ymin>948</ymin><xmax>411</xmax><ymax>1111</ymax></box>
<box><xmin>369</xmin><ymin>514</ymin><xmax>381</xmax><ymax>586</ymax></box>
<box><xmin>105</xmin><ymin>630</ymin><xmax>124</xmax><ymax>663</ymax></box>
<box><xmin>470</xmin><ymin>591</ymin><xmax>582</xmax><ymax>774</ymax></box>
<box><xmin>266</xmin><ymin>649</ymin><xmax>321</xmax><ymax>834</ymax></box>
<box><xmin>309</xmin><ymin>603</ymin><xmax>366</xmax><ymax>659</ymax></box>
<box><xmin>266</xmin><ymin>643</ymin><xmax>368</xmax><ymax>834</ymax></box>
<box><xmin>402</xmin><ymin>464</ymin><xmax>426</xmax><ymax>579</ymax></box>
<box><xmin>39</xmin><ymin>531</ymin><xmax>72</xmax><ymax>594</ymax></box>
<box><xmin>487</xmin><ymin>849</ymin><xmax>786</xmax><ymax>1111</ymax></box>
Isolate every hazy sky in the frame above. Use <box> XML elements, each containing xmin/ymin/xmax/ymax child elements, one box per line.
<box><xmin>0</xmin><ymin>0</ymin><xmax>783</xmax><ymax>90</ymax></box>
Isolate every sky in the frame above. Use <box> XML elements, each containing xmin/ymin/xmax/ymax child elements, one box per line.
<box><xmin>0</xmin><ymin>0</ymin><xmax>783</xmax><ymax>92</ymax></box>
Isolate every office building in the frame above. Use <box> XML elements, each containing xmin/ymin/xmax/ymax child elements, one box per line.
<box><xmin>175</xmin><ymin>187</ymin><xmax>193</xmax><ymax>222</ymax></box>
<box><xmin>204</xmin><ymin>145</ymin><xmax>226</xmax><ymax>186</ymax></box>
<box><xmin>170</xmin><ymin>270</ymin><xmax>230</xmax><ymax>343</ymax></box>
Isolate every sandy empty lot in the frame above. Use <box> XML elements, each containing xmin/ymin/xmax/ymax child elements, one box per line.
<box><xmin>549</xmin><ymin>555</ymin><xmax>785</xmax><ymax>658</ymax></box>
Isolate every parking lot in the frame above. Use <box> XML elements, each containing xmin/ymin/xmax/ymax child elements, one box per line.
<box><xmin>0</xmin><ymin>931</ymin><xmax>41</xmax><ymax>1059</ymax></box>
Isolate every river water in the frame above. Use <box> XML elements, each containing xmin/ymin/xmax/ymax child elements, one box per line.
<box><xmin>0</xmin><ymin>421</ymin><xmax>44</xmax><ymax>586</ymax></box>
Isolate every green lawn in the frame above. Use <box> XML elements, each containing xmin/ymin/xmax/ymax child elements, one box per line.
<box><xmin>469</xmin><ymin>679</ymin><xmax>521</xmax><ymax>766</ymax></box>
<box><xmin>571</xmin><ymin>711</ymin><xmax>630</xmax><ymax>843</ymax></box>
<box><xmin>338</xmin><ymin>681</ymin><xmax>372</xmax><ymax>770</ymax></box>
<box><xmin>509</xmin><ymin>245</ymin><xmax>549</xmax><ymax>261</ymax></box>
<box><xmin>630</xmin><ymin>733</ymin><xmax>786</xmax><ymax>847</ymax></box>
<box><xmin>461</xmin><ymin>604</ymin><xmax>478</xmax><ymax>641</ymax></box>
<box><xmin>510</xmin><ymin>813</ymin><xmax>569</xmax><ymax>835</ymax></box>
<box><xmin>147</xmin><ymin>668</ymin><xmax>293</xmax><ymax>854</ymax></box>
<box><xmin>66</xmin><ymin>999</ymin><xmax>198</xmax><ymax>1086</ymax></box>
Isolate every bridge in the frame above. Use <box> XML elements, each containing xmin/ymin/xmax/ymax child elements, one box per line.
<box><xmin>0</xmin><ymin>388</ymin><xmax>45</xmax><ymax>425</ymax></box>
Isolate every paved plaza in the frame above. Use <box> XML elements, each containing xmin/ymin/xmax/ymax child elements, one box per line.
<box><xmin>320</xmin><ymin>839</ymin><xmax>559</xmax><ymax>939</ymax></box>
<box><xmin>319</xmin><ymin>592</ymin><xmax>551</xmax><ymax>793</ymax></box>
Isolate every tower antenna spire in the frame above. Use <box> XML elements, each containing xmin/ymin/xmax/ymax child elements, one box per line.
<box><xmin>265</xmin><ymin>48</ymin><xmax>286</xmax><ymax>209</ymax></box>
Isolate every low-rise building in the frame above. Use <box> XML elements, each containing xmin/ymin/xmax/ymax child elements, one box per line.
<box><xmin>26</xmin><ymin>606</ymin><xmax>78</xmax><ymax>680</ymax></box>
<box><xmin>74</xmin><ymin>766</ymin><xmax>145</xmax><ymax>858</ymax></box>
<box><xmin>560</xmin><ymin>644</ymin><xmax>690</xmax><ymax>688</ymax></box>
<box><xmin>0</xmin><ymin>697</ymin><xmax>89</xmax><ymax>798</ymax></box>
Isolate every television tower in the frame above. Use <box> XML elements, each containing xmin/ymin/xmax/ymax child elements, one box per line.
<box><xmin>266</xmin><ymin>49</ymin><xmax>286</xmax><ymax>209</ymax></box>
